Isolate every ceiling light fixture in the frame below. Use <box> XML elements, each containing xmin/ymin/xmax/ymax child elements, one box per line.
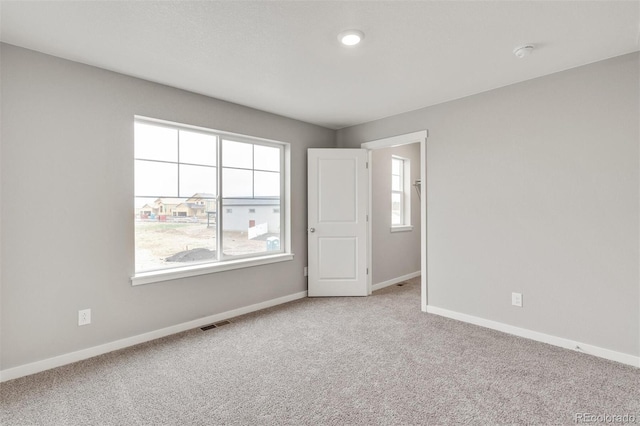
<box><xmin>338</xmin><ymin>30</ymin><xmax>364</xmax><ymax>46</ymax></box>
<box><xmin>513</xmin><ymin>45</ymin><xmax>535</xmax><ymax>58</ymax></box>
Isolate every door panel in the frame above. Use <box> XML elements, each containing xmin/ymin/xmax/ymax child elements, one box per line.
<box><xmin>318</xmin><ymin>237</ymin><xmax>357</xmax><ymax>279</ymax></box>
<box><xmin>319</xmin><ymin>158</ymin><xmax>357</xmax><ymax>222</ymax></box>
<box><xmin>308</xmin><ymin>149</ymin><xmax>368</xmax><ymax>297</ymax></box>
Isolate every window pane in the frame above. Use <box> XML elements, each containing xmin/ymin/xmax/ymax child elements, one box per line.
<box><xmin>223</xmin><ymin>168</ymin><xmax>253</xmax><ymax>197</ymax></box>
<box><xmin>134</xmin><ymin>122</ymin><xmax>178</xmax><ymax>162</ymax></box>
<box><xmin>179</xmin><ymin>130</ymin><xmax>216</xmax><ymax>166</ymax></box>
<box><xmin>392</xmin><ymin>175</ymin><xmax>402</xmax><ymax>191</ymax></box>
<box><xmin>392</xmin><ymin>192</ymin><xmax>402</xmax><ymax>225</ymax></box>
<box><xmin>222</xmin><ymin>140</ymin><xmax>253</xmax><ymax>169</ymax></box>
<box><xmin>392</xmin><ymin>158</ymin><xmax>401</xmax><ymax>175</ymax></box>
<box><xmin>254</xmin><ymin>145</ymin><xmax>280</xmax><ymax>172</ymax></box>
<box><xmin>222</xmin><ymin>199</ymin><xmax>281</xmax><ymax>258</ymax></box>
<box><xmin>179</xmin><ymin>164</ymin><xmax>217</xmax><ymax>198</ymax></box>
<box><xmin>135</xmin><ymin>196</ymin><xmax>217</xmax><ymax>273</ymax></box>
<box><xmin>254</xmin><ymin>171</ymin><xmax>280</xmax><ymax>197</ymax></box>
<box><xmin>135</xmin><ymin>160</ymin><xmax>178</xmax><ymax>197</ymax></box>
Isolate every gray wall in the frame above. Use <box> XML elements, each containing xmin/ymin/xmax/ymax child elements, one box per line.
<box><xmin>2</xmin><ymin>43</ymin><xmax>638</xmax><ymax>371</ymax></box>
<box><xmin>0</xmin><ymin>44</ymin><xmax>335</xmax><ymax>369</ymax></box>
<box><xmin>371</xmin><ymin>143</ymin><xmax>421</xmax><ymax>284</ymax></box>
<box><xmin>338</xmin><ymin>53</ymin><xmax>640</xmax><ymax>357</ymax></box>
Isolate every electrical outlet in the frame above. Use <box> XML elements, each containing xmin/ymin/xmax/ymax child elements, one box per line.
<box><xmin>303</xmin><ymin>266</ymin><xmax>308</xmax><ymax>277</ymax></box>
<box><xmin>78</xmin><ymin>309</ymin><xmax>91</xmax><ymax>326</ymax></box>
<box><xmin>512</xmin><ymin>293</ymin><xmax>523</xmax><ymax>307</ymax></box>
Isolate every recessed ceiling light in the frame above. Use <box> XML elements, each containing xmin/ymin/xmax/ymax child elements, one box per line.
<box><xmin>338</xmin><ymin>30</ymin><xmax>364</xmax><ymax>47</ymax></box>
<box><xmin>513</xmin><ymin>45</ymin><xmax>535</xmax><ymax>58</ymax></box>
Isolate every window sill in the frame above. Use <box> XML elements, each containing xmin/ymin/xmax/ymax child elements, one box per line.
<box><xmin>390</xmin><ymin>225</ymin><xmax>413</xmax><ymax>233</ymax></box>
<box><xmin>131</xmin><ymin>253</ymin><xmax>295</xmax><ymax>286</ymax></box>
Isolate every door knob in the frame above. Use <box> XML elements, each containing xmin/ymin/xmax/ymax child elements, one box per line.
<box><xmin>309</xmin><ymin>227</ymin><xmax>316</xmax><ymax>233</ymax></box>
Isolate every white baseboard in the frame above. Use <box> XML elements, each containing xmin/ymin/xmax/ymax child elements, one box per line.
<box><xmin>0</xmin><ymin>291</ymin><xmax>308</xmax><ymax>382</ymax></box>
<box><xmin>372</xmin><ymin>271</ymin><xmax>421</xmax><ymax>292</ymax></box>
<box><xmin>426</xmin><ymin>305</ymin><xmax>640</xmax><ymax>368</ymax></box>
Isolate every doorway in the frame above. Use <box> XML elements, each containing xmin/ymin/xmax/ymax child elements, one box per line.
<box><xmin>362</xmin><ymin>131</ymin><xmax>427</xmax><ymax>311</ymax></box>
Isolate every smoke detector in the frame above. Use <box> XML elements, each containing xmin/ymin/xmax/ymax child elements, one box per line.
<box><xmin>513</xmin><ymin>45</ymin><xmax>535</xmax><ymax>58</ymax></box>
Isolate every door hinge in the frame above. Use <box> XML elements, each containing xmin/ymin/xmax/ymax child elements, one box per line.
<box><xmin>366</xmin><ymin>162</ymin><xmax>369</xmax><ymax>169</ymax></box>
<box><xmin>366</xmin><ymin>268</ymin><xmax>369</xmax><ymax>275</ymax></box>
<box><xmin>366</xmin><ymin>214</ymin><xmax>369</xmax><ymax>222</ymax></box>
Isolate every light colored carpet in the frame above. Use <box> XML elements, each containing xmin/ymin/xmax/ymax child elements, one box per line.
<box><xmin>1</xmin><ymin>277</ymin><xmax>638</xmax><ymax>425</ymax></box>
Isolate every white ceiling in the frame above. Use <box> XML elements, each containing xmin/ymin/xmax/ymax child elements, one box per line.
<box><xmin>1</xmin><ymin>1</ymin><xmax>639</xmax><ymax>129</ymax></box>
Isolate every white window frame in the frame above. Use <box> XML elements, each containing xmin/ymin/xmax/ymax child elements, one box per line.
<box><xmin>391</xmin><ymin>156</ymin><xmax>412</xmax><ymax>232</ymax></box>
<box><xmin>131</xmin><ymin>116</ymin><xmax>292</xmax><ymax>286</ymax></box>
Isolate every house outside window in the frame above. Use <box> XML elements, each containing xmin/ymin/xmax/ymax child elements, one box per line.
<box><xmin>134</xmin><ymin>117</ymin><xmax>290</xmax><ymax>282</ymax></box>
<box><xmin>391</xmin><ymin>156</ymin><xmax>411</xmax><ymax>229</ymax></box>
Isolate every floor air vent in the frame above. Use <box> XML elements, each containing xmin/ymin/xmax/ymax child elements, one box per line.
<box><xmin>200</xmin><ymin>320</ymin><xmax>232</xmax><ymax>331</ymax></box>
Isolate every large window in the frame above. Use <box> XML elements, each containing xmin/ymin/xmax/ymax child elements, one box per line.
<box><xmin>134</xmin><ymin>118</ymin><xmax>288</xmax><ymax>279</ymax></box>
<box><xmin>391</xmin><ymin>156</ymin><xmax>411</xmax><ymax>228</ymax></box>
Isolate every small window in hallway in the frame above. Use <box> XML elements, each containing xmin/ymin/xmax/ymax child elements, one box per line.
<box><xmin>391</xmin><ymin>156</ymin><xmax>410</xmax><ymax>227</ymax></box>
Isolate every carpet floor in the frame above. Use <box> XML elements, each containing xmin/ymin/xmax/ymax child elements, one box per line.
<box><xmin>1</xmin><ymin>277</ymin><xmax>638</xmax><ymax>425</ymax></box>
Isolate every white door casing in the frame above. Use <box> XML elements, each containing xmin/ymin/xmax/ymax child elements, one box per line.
<box><xmin>361</xmin><ymin>130</ymin><xmax>427</xmax><ymax>311</ymax></box>
<box><xmin>307</xmin><ymin>149</ymin><xmax>368</xmax><ymax>297</ymax></box>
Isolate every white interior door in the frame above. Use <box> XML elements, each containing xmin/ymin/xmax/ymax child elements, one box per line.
<box><xmin>307</xmin><ymin>149</ymin><xmax>368</xmax><ymax>297</ymax></box>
